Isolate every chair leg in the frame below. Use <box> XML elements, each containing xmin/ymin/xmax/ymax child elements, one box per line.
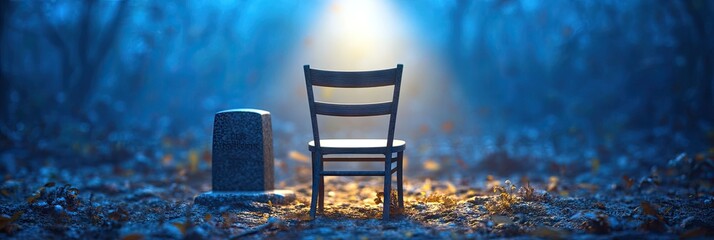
<box><xmin>383</xmin><ymin>154</ymin><xmax>392</xmax><ymax>220</ymax></box>
<box><xmin>309</xmin><ymin>151</ymin><xmax>318</xmax><ymax>219</ymax></box>
<box><xmin>318</xmin><ymin>158</ymin><xmax>325</xmax><ymax>213</ymax></box>
<box><xmin>397</xmin><ymin>151</ymin><xmax>404</xmax><ymax>210</ymax></box>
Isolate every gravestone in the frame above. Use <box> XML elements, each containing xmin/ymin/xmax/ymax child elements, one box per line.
<box><xmin>212</xmin><ymin>109</ymin><xmax>274</xmax><ymax>191</ymax></box>
<box><xmin>195</xmin><ymin>109</ymin><xmax>294</xmax><ymax>207</ymax></box>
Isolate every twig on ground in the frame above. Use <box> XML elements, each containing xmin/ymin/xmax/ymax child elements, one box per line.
<box><xmin>230</xmin><ymin>217</ymin><xmax>280</xmax><ymax>239</ymax></box>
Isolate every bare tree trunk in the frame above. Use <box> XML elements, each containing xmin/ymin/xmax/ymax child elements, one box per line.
<box><xmin>0</xmin><ymin>1</ymin><xmax>12</xmax><ymax>124</ymax></box>
<box><xmin>682</xmin><ymin>0</ymin><xmax>713</xmax><ymax>121</ymax></box>
<box><xmin>69</xmin><ymin>1</ymin><xmax>128</xmax><ymax>115</ymax></box>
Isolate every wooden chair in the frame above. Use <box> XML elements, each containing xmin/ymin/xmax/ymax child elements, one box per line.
<box><xmin>303</xmin><ymin>64</ymin><xmax>406</xmax><ymax>220</ymax></box>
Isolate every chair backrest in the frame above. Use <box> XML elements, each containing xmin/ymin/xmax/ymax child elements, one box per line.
<box><xmin>303</xmin><ymin>64</ymin><xmax>403</xmax><ymax>153</ymax></box>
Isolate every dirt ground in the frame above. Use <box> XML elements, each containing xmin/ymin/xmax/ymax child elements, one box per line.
<box><xmin>1</xmin><ymin>157</ymin><xmax>713</xmax><ymax>239</ymax></box>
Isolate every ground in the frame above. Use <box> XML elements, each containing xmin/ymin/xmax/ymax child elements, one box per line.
<box><xmin>1</xmin><ymin>126</ymin><xmax>713</xmax><ymax>239</ymax></box>
<box><xmin>1</xmin><ymin>160</ymin><xmax>713</xmax><ymax>239</ymax></box>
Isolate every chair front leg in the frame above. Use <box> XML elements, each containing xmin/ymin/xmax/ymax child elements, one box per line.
<box><xmin>318</xmin><ymin>154</ymin><xmax>325</xmax><ymax>213</ymax></box>
<box><xmin>397</xmin><ymin>151</ymin><xmax>404</xmax><ymax>210</ymax></box>
<box><xmin>310</xmin><ymin>151</ymin><xmax>318</xmax><ymax>219</ymax></box>
<box><xmin>383</xmin><ymin>153</ymin><xmax>392</xmax><ymax>220</ymax></box>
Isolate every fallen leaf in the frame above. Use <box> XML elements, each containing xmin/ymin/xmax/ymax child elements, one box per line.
<box><xmin>622</xmin><ymin>175</ymin><xmax>634</xmax><ymax>189</ymax></box>
<box><xmin>109</xmin><ymin>207</ymin><xmax>130</xmax><ymax>222</ymax></box>
<box><xmin>189</xmin><ymin>150</ymin><xmax>199</xmax><ymax>173</ymax></box>
<box><xmin>422</xmin><ymin>178</ymin><xmax>432</xmax><ymax>193</ymax></box>
<box><xmin>162</xmin><ymin>154</ymin><xmax>173</xmax><ymax>166</ymax></box>
<box><xmin>121</xmin><ymin>233</ymin><xmax>145</xmax><ymax>240</ymax></box>
<box><xmin>27</xmin><ymin>193</ymin><xmax>41</xmax><ymax>204</ymax></box>
<box><xmin>491</xmin><ymin>215</ymin><xmax>513</xmax><ymax>225</ymax></box>
<box><xmin>486</xmin><ymin>175</ymin><xmax>500</xmax><ymax>190</ymax></box>
<box><xmin>640</xmin><ymin>202</ymin><xmax>664</xmax><ymax>222</ymax></box>
<box><xmin>172</xmin><ymin>222</ymin><xmax>186</xmax><ymax>235</ymax></box>
<box><xmin>531</xmin><ymin>226</ymin><xmax>568</xmax><ymax>239</ymax></box>
<box><xmin>374</xmin><ymin>192</ymin><xmax>386</xmax><ymax>205</ymax></box>
<box><xmin>201</xmin><ymin>149</ymin><xmax>211</xmax><ymax>163</ymax></box>
<box><xmin>423</xmin><ymin>160</ymin><xmax>440</xmax><ymax>171</ymax></box>
<box><xmin>680</xmin><ymin>227</ymin><xmax>709</xmax><ymax>238</ymax></box>
<box><xmin>222</xmin><ymin>212</ymin><xmax>233</xmax><ymax>228</ymax></box>
<box><xmin>445</xmin><ymin>181</ymin><xmax>457</xmax><ymax>194</ymax></box>
<box><xmin>288</xmin><ymin>151</ymin><xmax>310</xmax><ymax>163</ymax></box>
<box><xmin>547</xmin><ymin>176</ymin><xmax>559</xmax><ymax>192</ymax></box>
<box><xmin>582</xmin><ymin>214</ymin><xmax>610</xmax><ymax>234</ymax></box>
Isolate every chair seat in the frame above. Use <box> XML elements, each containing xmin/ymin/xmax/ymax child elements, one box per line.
<box><xmin>309</xmin><ymin>139</ymin><xmax>406</xmax><ymax>153</ymax></box>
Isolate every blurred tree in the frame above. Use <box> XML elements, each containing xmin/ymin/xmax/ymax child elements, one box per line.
<box><xmin>35</xmin><ymin>1</ymin><xmax>128</xmax><ymax>115</ymax></box>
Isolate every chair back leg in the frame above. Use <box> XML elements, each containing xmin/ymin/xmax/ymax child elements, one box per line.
<box><xmin>319</xmin><ymin>162</ymin><xmax>325</xmax><ymax>213</ymax></box>
<box><xmin>397</xmin><ymin>151</ymin><xmax>404</xmax><ymax>210</ymax></box>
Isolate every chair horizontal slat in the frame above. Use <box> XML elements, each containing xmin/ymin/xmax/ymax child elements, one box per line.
<box><xmin>322</xmin><ymin>157</ymin><xmax>399</xmax><ymax>163</ymax></box>
<box><xmin>314</xmin><ymin>101</ymin><xmax>392</xmax><ymax>116</ymax></box>
<box><xmin>321</xmin><ymin>171</ymin><xmax>385</xmax><ymax>176</ymax></box>
<box><xmin>310</xmin><ymin>68</ymin><xmax>396</xmax><ymax>88</ymax></box>
<box><xmin>323</xmin><ymin>157</ymin><xmax>385</xmax><ymax>162</ymax></box>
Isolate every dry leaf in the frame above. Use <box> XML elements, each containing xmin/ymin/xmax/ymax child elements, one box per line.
<box><xmin>221</xmin><ymin>212</ymin><xmax>233</xmax><ymax>228</ymax></box>
<box><xmin>680</xmin><ymin>227</ymin><xmax>709</xmax><ymax>238</ymax></box>
<box><xmin>531</xmin><ymin>226</ymin><xmax>568</xmax><ymax>239</ymax></box>
<box><xmin>547</xmin><ymin>176</ymin><xmax>559</xmax><ymax>192</ymax></box>
<box><xmin>172</xmin><ymin>222</ymin><xmax>187</xmax><ymax>235</ymax></box>
<box><xmin>162</xmin><ymin>154</ymin><xmax>173</xmax><ymax>166</ymax></box>
<box><xmin>201</xmin><ymin>149</ymin><xmax>211</xmax><ymax>163</ymax></box>
<box><xmin>121</xmin><ymin>233</ymin><xmax>145</xmax><ymax>240</ymax></box>
<box><xmin>0</xmin><ymin>211</ymin><xmax>23</xmax><ymax>231</ymax></box>
<box><xmin>423</xmin><ymin>160</ymin><xmax>440</xmax><ymax>171</ymax></box>
<box><xmin>422</xmin><ymin>178</ymin><xmax>432</xmax><ymax>193</ymax></box>
<box><xmin>189</xmin><ymin>150</ymin><xmax>199</xmax><ymax>173</ymax></box>
<box><xmin>491</xmin><ymin>215</ymin><xmax>513</xmax><ymax>225</ymax></box>
<box><xmin>288</xmin><ymin>151</ymin><xmax>310</xmax><ymax>163</ymax></box>
<box><xmin>622</xmin><ymin>175</ymin><xmax>634</xmax><ymax>189</ymax></box>
<box><xmin>640</xmin><ymin>202</ymin><xmax>664</xmax><ymax>222</ymax></box>
<box><xmin>445</xmin><ymin>181</ymin><xmax>457</xmax><ymax>194</ymax></box>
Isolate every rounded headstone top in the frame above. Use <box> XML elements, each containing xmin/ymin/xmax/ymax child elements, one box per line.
<box><xmin>217</xmin><ymin>108</ymin><xmax>270</xmax><ymax>116</ymax></box>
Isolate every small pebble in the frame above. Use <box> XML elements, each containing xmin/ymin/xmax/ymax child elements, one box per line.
<box><xmin>54</xmin><ymin>204</ymin><xmax>64</xmax><ymax>213</ymax></box>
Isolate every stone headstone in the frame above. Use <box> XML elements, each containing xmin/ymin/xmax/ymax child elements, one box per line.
<box><xmin>195</xmin><ymin>109</ymin><xmax>294</xmax><ymax>207</ymax></box>
<box><xmin>212</xmin><ymin>109</ymin><xmax>273</xmax><ymax>191</ymax></box>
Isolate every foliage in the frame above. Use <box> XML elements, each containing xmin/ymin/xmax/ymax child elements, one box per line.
<box><xmin>27</xmin><ymin>182</ymin><xmax>81</xmax><ymax>213</ymax></box>
<box><xmin>0</xmin><ymin>211</ymin><xmax>23</xmax><ymax>234</ymax></box>
<box><xmin>485</xmin><ymin>180</ymin><xmax>520</xmax><ymax>214</ymax></box>
<box><xmin>417</xmin><ymin>192</ymin><xmax>457</xmax><ymax>208</ymax></box>
<box><xmin>375</xmin><ymin>190</ymin><xmax>402</xmax><ymax>215</ymax></box>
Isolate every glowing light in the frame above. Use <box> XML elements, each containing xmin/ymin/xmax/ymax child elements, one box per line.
<box><xmin>275</xmin><ymin>0</ymin><xmax>454</xmax><ymax>136</ymax></box>
<box><xmin>300</xmin><ymin>0</ymin><xmax>413</xmax><ymax>69</ymax></box>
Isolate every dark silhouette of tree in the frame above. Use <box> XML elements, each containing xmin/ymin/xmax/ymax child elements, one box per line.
<box><xmin>36</xmin><ymin>1</ymin><xmax>129</xmax><ymax>115</ymax></box>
